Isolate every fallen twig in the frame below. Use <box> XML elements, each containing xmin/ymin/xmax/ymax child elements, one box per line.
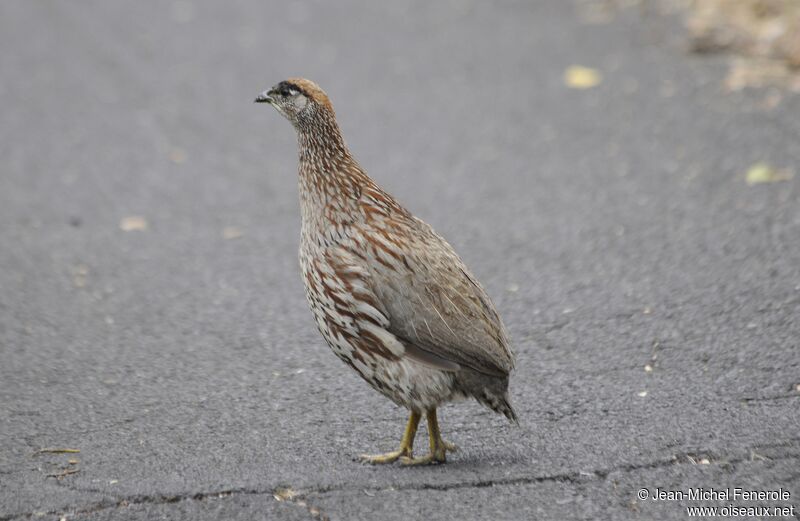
<box><xmin>36</xmin><ymin>448</ymin><xmax>80</xmax><ymax>454</ymax></box>
<box><xmin>46</xmin><ymin>468</ymin><xmax>80</xmax><ymax>479</ymax></box>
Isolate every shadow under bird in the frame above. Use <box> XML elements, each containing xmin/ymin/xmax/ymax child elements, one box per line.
<box><xmin>255</xmin><ymin>78</ymin><xmax>517</xmax><ymax>465</ymax></box>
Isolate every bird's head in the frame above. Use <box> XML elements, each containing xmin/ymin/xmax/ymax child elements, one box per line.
<box><xmin>255</xmin><ymin>78</ymin><xmax>333</xmax><ymax>127</ymax></box>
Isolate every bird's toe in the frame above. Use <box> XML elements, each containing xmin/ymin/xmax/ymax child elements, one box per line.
<box><xmin>358</xmin><ymin>449</ymin><xmax>410</xmax><ymax>465</ymax></box>
<box><xmin>399</xmin><ymin>451</ymin><xmax>446</xmax><ymax>466</ymax></box>
<box><xmin>443</xmin><ymin>440</ymin><xmax>458</xmax><ymax>452</ymax></box>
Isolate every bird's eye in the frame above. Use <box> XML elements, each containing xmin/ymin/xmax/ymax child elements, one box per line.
<box><xmin>278</xmin><ymin>85</ymin><xmax>300</xmax><ymax>97</ymax></box>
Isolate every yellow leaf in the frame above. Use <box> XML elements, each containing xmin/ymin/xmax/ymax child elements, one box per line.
<box><xmin>222</xmin><ymin>226</ymin><xmax>244</xmax><ymax>240</ymax></box>
<box><xmin>745</xmin><ymin>163</ymin><xmax>793</xmax><ymax>185</ymax></box>
<box><xmin>274</xmin><ymin>488</ymin><xmax>298</xmax><ymax>501</ymax></box>
<box><xmin>565</xmin><ymin>66</ymin><xmax>602</xmax><ymax>89</ymax></box>
<box><xmin>169</xmin><ymin>148</ymin><xmax>187</xmax><ymax>164</ymax></box>
<box><xmin>120</xmin><ymin>216</ymin><xmax>148</xmax><ymax>232</ymax></box>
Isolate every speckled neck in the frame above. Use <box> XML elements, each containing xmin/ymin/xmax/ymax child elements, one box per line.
<box><xmin>295</xmin><ymin>103</ymin><xmax>369</xmax><ymax>227</ymax></box>
<box><xmin>295</xmin><ymin>104</ymin><xmax>347</xmax><ymax>162</ymax></box>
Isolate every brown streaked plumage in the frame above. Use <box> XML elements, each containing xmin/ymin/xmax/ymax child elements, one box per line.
<box><xmin>255</xmin><ymin>78</ymin><xmax>517</xmax><ymax>465</ymax></box>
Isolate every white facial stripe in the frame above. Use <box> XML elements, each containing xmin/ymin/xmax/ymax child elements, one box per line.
<box><xmin>293</xmin><ymin>94</ymin><xmax>309</xmax><ymax>110</ymax></box>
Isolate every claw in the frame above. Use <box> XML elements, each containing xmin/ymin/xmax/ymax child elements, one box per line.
<box><xmin>359</xmin><ymin>449</ymin><xmax>410</xmax><ymax>465</ymax></box>
<box><xmin>399</xmin><ymin>438</ymin><xmax>455</xmax><ymax>466</ymax></box>
<box><xmin>399</xmin><ymin>451</ymin><xmax>446</xmax><ymax>466</ymax></box>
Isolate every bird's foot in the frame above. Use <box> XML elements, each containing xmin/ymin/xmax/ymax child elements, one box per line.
<box><xmin>359</xmin><ymin>411</ymin><xmax>421</xmax><ymax>465</ymax></box>
<box><xmin>399</xmin><ymin>439</ymin><xmax>456</xmax><ymax>466</ymax></box>
<box><xmin>358</xmin><ymin>447</ymin><xmax>412</xmax><ymax>465</ymax></box>
<box><xmin>399</xmin><ymin>450</ymin><xmax>445</xmax><ymax>466</ymax></box>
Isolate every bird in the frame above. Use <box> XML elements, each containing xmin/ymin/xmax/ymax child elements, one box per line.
<box><xmin>255</xmin><ymin>78</ymin><xmax>516</xmax><ymax>465</ymax></box>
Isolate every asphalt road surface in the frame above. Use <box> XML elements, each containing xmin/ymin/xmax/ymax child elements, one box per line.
<box><xmin>1</xmin><ymin>1</ymin><xmax>799</xmax><ymax>520</ymax></box>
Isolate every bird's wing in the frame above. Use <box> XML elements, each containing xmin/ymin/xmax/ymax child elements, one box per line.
<box><xmin>321</xmin><ymin>243</ymin><xmax>461</xmax><ymax>372</ymax></box>
<box><xmin>355</xmin><ymin>217</ymin><xmax>515</xmax><ymax>377</ymax></box>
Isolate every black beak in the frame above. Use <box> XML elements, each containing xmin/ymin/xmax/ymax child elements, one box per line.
<box><xmin>254</xmin><ymin>90</ymin><xmax>274</xmax><ymax>103</ymax></box>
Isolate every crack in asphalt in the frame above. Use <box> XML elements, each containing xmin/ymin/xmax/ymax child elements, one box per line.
<box><xmin>299</xmin><ymin>453</ymin><xmax>683</xmax><ymax>500</ymax></box>
<box><xmin>275</xmin><ymin>489</ymin><xmax>331</xmax><ymax>521</ymax></box>
<box><xmin>3</xmin><ymin>444</ymin><xmax>799</xmax><ymax>521</ymax></box>
<box><xmin>19</xmin><ymin>418</ymin><xmax>138</xmax><ymax>442</ymax></box>
<box><xmin>741</xmin><ymin>394</ymin><xmax>800</xmax><ymax>403</ymax></box>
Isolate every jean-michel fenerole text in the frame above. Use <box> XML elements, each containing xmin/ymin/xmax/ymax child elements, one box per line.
<box><xmin>651</xmin><ymin>487</ymin><xmax>791</xmax><ymax>502</ymax></box>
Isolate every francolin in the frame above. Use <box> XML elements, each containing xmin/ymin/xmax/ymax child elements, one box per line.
<box><xmin>256</xmin><ymin>78</ymin><xmax>516</xmax><ymax>465</ymax></box>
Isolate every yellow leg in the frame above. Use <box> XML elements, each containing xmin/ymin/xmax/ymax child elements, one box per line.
<box><xmin>400</xmin><ymin>409</ymin><xmax>457</xmax><ymax>465</ymax></box>
<box><xmin>359</xmin><ymin>411</ymin><xmax>421</xmax><ymax>464</ymax></box>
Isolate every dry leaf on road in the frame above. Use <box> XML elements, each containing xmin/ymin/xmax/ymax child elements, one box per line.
<box><xmin>120</xmin><ymin>216</ymin><xmax>148</xmax><ymax>231</ymax></box>
<box><xmin>222</xmin><ymin>226</ymin><xmax>244</xmax><ymax>240</ymax></box>
<box><xmin>565</xmin><ymin>66</ymin><xmax>602</xmax><ymax>89</ymax></box>
<box><xmin>746</xmin><ymin>163</ymin><xmax>793</xmax><ymax>185</ymax></box>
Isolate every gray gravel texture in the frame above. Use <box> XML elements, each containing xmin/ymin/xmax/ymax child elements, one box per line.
<box><xmin>1</xmin><ymin>1</ymin><xmax>799</xmax><ymax>520</ymax></box>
